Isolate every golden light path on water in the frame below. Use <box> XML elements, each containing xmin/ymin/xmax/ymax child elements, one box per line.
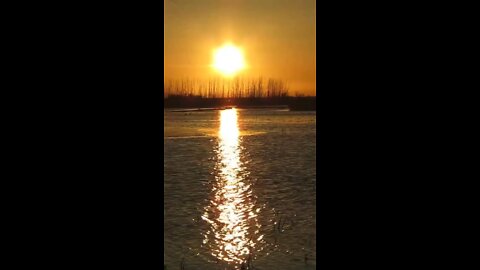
<box><xmin>201</xmin><ymin>108</ymin><xmax>264</xmax><ymax>268</ymax></box>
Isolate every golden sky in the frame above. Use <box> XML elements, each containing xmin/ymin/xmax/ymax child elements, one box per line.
<box><xmin>164</xmin><ymin>0</ymin><xmax>316</xmax><ymax>96</ymax></box>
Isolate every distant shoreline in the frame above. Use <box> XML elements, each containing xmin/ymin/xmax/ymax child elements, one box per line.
<box><xmin>166</xmin><ymin>105</ymin><xmax>289</xmax><ymax>113</ymax></box>
<box><xmin>164</xmin><ymin>96</ymin><xmax>316</xmax><ymax>111</ymax></box>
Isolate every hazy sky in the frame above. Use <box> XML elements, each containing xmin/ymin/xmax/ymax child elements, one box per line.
<box><xmin>165</xmin><ymin>0</ymin><xmax>316</xmax><ymax>96</ymax></box>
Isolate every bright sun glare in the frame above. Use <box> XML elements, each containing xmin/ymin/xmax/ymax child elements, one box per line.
<box><xmin>212</xmin><ymin>44</ymin><xmax>246</xmax><ymax>77</ymax></box>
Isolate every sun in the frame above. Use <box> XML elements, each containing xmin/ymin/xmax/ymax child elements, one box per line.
<box><xmin>212</xmin><ymin>43</ymin><xmax>246</xmax><ymax>77</ymax></box>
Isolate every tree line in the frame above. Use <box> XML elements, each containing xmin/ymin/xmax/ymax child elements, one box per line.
<box><xmin>164</xmin><ymin>77</ymin><xmax>290</xmax><ymax>99</ymax></box>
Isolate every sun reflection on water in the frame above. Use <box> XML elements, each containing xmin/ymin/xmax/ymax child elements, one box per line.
<box><xmin>201</xmin><ymin>108</ymin><xmax>263</xmax><ymax>267</ymax></box>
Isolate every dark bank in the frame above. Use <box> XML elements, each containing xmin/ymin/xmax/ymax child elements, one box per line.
<box><xmin>164</xmin><ymin>96</ymin><xmax>316</xmax><ymax>111</ymax></box>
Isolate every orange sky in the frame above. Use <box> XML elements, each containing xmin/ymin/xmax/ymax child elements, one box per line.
<box><xmin>164</xmin><ymin>0</ymin><xmax>316</xmax><ymax>96</ymax></box>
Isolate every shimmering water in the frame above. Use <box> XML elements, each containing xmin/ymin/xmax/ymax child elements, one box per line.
<box><xmin>164</xmin><ymin>109</ymin><xmax>316</xmax><ymax>269</ymax></box>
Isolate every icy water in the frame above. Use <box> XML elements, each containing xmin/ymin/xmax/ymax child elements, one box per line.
<box><xmin>164</xmin><ymin>109</ymin><xmax>316</xmax><ymax>270</ymax></box>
